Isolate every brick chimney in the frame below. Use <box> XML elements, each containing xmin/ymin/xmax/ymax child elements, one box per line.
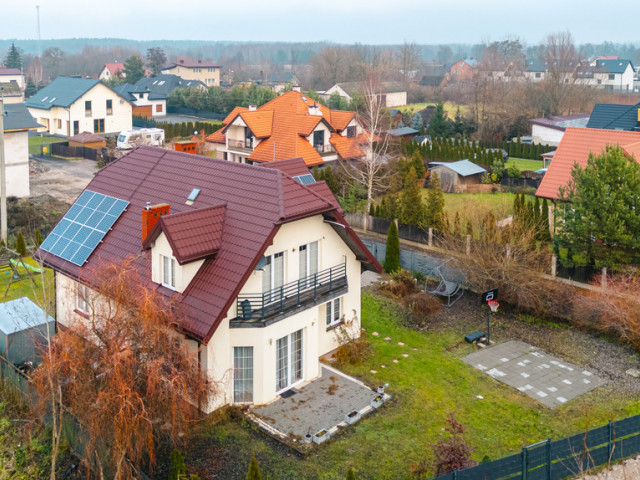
<box><xmin>142</xmin><ymin>203</ymin><xmax>170</xmax><ymax>242</ymax></box>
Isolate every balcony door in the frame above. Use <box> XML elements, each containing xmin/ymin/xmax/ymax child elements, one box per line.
<box><xmin>276</xmin><ymin>329</ymin><xmax>303</xmax><ymax>393</ymax></box>
<box><xmin>299</xmin><ymin>241</ymin><xmax>318</xmax><ymax>289</ymax></box>
<box><xmin>262</xmin><ymin>251</ymin><xmax>284</xmax><ymax>304</ymax></box>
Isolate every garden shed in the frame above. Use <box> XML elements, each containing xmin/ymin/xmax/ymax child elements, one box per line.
<box><xmin>429</xmin><ymin>159</ymin><xmax>487</xmax><ymax>193</ymax></box>
<box><xmin>0</xmin><ymin>297</ymin><xmax>55</xmax><ymax>366</ymax></box>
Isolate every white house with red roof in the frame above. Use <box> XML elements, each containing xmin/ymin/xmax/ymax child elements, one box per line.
<box><xmin>205</xmin><ymin>90</ymin><xmax>373</xmax><ymax>167</ymax></box>
<box><xmin>36</xmin><ymin>148</ymin><xmax>380</xmax><ymax>413</ymax></box>
<box><xmin>98</xmin><ymin>63</ymin><xmax>125</xmax><ymax>81</ymax></box>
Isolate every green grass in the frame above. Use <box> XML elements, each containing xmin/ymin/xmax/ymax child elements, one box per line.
<box><xmin>28</xmin><ymin>136</ymin><xmax>67</xmax><ymax>156</ymax></box>
<box><xmin>189</xmin><ymin>293</ymin><xmax>639</xmax><ymax>479</ymax></box>
<box><xmin>431</xmin><ymin>192</ymin><xmax>521</xmax><ymax>225</ymax></box>
<box><xmin>506</xmin><ymin>158</ymin><xmax>545</xmax><ymax>172</ymax></box>
<box><xmin>394</xmin><ymin>102</ymin><xmax>471</xmax><ymax>118</ymax></box>
<box><xmin>0</xmin><ymin>257</ymin><xmax>54</xmax><ymax>314</ymax></box>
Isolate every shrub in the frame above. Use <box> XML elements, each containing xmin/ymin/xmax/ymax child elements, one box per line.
<box><xmin>431</xmin><ymin>413</ymin><xmax>475</xmax><ymax>475</ymax></box>
<box><xmin>34</xmin><ymin>230</ymin><xmax>43</xmax><ymax>248</ymax></box>
<box><xmin>402</xmin><ymin>293</ymin><xmax>442</xmax><ymax>327</ymax></box>
<box><xmin>333</xmin><ymin>321</ymin><xmax>371</xmax><ymax>366</ymax></box>
<box><xmin>380</xmin><ymin>269</ymin><xmax>419</xmax><ymax>298</ymax></box>
<box><xmin>246</xmin><ymin>453</ymin><xmax>262</xmax><ymax>480</ymax></box>
<box><xmin>346</xmin><ymin>467</ymin><xmax>356</xmax><ymax>480</ymax></box>
<box><xmin>15</xmin><ymin>232</ymin><xmax>26</xmax><ymax>257</ymax></box>
<box><xmin>383</xmin><ymin>221</ymin><xmax>400</xmax><ymax>273</ymax></box>
<box><xmin>168</xmin><ymin>449</ymin><xmax>186</xmax><ymax>480</ymax></box>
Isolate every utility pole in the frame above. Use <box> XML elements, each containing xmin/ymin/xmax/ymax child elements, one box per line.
<box><xmin>0</xmin><ymin>95</ymin><xmax>6</xmax><ymax>244</ymax></box>
<box><xmin>36</xmin><ymin>5</ymin><xmax>42</xmax><ymax>58</ymax></box>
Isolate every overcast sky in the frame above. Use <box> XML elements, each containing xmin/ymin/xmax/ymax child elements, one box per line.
<box><xmin>4</xmin><ymin>0</ymin><xmax>640</xmax><ymax>45</ymax></box>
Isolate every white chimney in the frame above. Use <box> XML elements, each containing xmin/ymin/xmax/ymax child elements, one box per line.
<box><xmin>309</xmin><ymin>103</ymin><xmax>322</xmax><ymax>116</ymax></box>
<box><xmin>249</xmin><ymin>104</ymin><xmax>257</xmax><ymax>111</ymax></box>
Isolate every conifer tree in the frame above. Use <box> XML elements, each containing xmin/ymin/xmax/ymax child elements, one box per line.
<box><xmin>425</xmin><ymin>172</ymin><xmax>445</xmax><ymax>231</ymax></box>
<box><xmin>4</xmin><ymin>43</ymin><xmax>21</xmax><ymax>70</ymax></box>
<box><xmin>384</xmin><ymin>221</ymin><xmax>401</xmax><ymax>273</ymax></box>
<box><xmin>399</xmin><ymin>167</ymin><xmax>427</xmax><ymax>226</ymax></box>
<box><xmin>168</xmin><ymin>449</ymin><xmax>187</xmax><ymax>480</ymax></box>
<box><xmin>533</xmin><ymin>196</ymin><xmax>541</xmax><ymax>227</ymax></box>
<box><xmin>246</xmin><ymin>454</ymin><xmax>262</xmax><ymax>480</ymax></box>
<box><xmin>346</xmin><ymin>467</ymin><xmax>356</xmax><ymax>480</ymax></box>
<box><xmin>35</xmin><ymin>230</ymin><xmax>43</xmax><ymax>248</ymax></box>
<box><xmin>540</xmin><ymin>198</ymin><xmax>551</xmax><ymax>241</ymax></box>
<box><xmin>15</xmin><ymin>232</ymin><xmax>26</xmax><ymax>257</ymax></box>
<box><xmin>453</xmin><ymin>211</ymin><xmax>461</xmax><ymax>236</ymax></box>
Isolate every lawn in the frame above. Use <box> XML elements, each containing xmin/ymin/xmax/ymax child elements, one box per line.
<box><xmin>28</xmin><ymin>136</ymin><xmax>67</xmax><ymax>156</ymax></box>
<box><xmin>506</xmin><ymin>157</ymin><xmax>544</xmax><ymax>172</ymax></box>
<box><xmin>394</xmin><ymin>102</ymin><xmax>471</xmax><ymax>118</ymax></box>
<box><xmin>0</xmin><ymin>257</ymin><xmax>54</xmax><ymax>315</ymax></box>
<box><xmin>178</xmin><ymin>292</ymin><xmax>639</xmax><ymax>479</ymax></box>
<box><xmin>425</xmin><ymin>192</ymin><xmax>525</xmax><ymax>225</ymax></box>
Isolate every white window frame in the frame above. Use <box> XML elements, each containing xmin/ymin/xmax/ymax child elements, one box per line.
<box><xmin>233</xmin><ymin>346</ymin><xmax>254</xmax><ymax>403</ymax></box>
<box><xmin>161</xmin><ymin>254</ymin><xmax>176</xmax><ymax>289</ymax></box>
<box><xmin>77</xmin><ymin>284</ymin><xmax>89</xmax><ymax>313</ymax></box>
<box><xmin>299</xmin><ymin>241</ymin><xmax>318</xmax><ymax>288</ymax></box>
<box><xmin>275</xmin><ymin>329</ymin><xmax>304</xmax><ymax>394</ymax></box>
<box><xmin>262</xmin><ymin>251</ymin><xmax>284</xmax><ymax>303</ymax></box>
<box><xmin>326</xmin><ymin>297</ymin><xmax>342</xmax><ymax>327</ymax></box>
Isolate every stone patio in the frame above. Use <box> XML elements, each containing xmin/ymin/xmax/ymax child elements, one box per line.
<box><xmin>248</xmin><ymin>364</ymin><xmax>387</xmax><ymax>443</ymax></box>
<box><xmin>462</xmin><ymin>340</ymin><xmax>605</xmax><ymax>408</ymax></box>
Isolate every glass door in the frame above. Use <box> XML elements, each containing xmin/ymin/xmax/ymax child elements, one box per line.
<box><xmin>275</xmin><ymin>329</ymin><xmax>303</xmax><ymax>393</ymax></box>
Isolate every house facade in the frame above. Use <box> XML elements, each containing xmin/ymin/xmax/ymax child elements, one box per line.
<box><xmin>574</xmin><ymin>60</ymin><xmax>635</xmax><ymax>92</ymax></box>
<box><xmin>36</xmin><ymin>148</ymin><xmax>380</xmax><ymax>413</ymax></box>
<box><xmin>162</xmin><ymin>58</ymin><xmax>221</xmax><ymax>87</ymax></box>
<box><xmin>26</xmin><ymin>77</ymin><xmax>132</xmax><ymax>136</ymax></box>
<box><xmin>98</xmin><ymin>63</ymin><xmax>124</xmax><ymax>81</ymax></box>
<box><xmin>529</xmin><ymin>113</ymin><xmax>590</xmax><ymax>146</ymax></box>
<box><xmin>206</xmin><ymin>90</ymin><xmax>374</xmax><ymax>167</ymax></box>
<box><xmin>320</xmin><ymin>82</ymin><xmax>407</xmax><ymax>108</ymax></box>
<box><xmin>443</xmin><ymin>59</ymin><xmax>476</xmax><ymax>84</ymax></box>
<box><xmin>0</xmin><ymin>68</ymin><xmax>25</xmax><ymax>89</ymax></box>
<box><xmin>2</xmin><ymin>103</ymin><xmax>41</xmax><ymax>197</ymax></box>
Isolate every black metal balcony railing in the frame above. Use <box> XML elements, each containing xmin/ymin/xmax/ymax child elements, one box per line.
<box><xmin>236</xmin><ymin>262</ymin><xmax>347</xmax><ymax>323</ymax></box>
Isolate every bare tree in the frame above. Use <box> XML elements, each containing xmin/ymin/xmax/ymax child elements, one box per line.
<box><xmin>396</xmin><ymin>41</ymin><xmax>422</xmax><ymax>86</ymax></box>
<box><xmin>540</xmin><ymin>31</ymin><xmax>580</xmax><ymax>115</ymax></box>
<box><xmin>340</xmin><ymin>70</ymin><xmax>394</xmax><ymax>215</ymax></box>
<box><xmin>31</xmin><ymin>258</ymin><xmax>212</xmax><ymax>479</ymax></box>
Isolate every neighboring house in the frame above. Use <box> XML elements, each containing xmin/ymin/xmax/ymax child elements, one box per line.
<box><xmin>98</xmin><ymin>63</ymin><xmax>124</xmax><ymax>81</ymax></box>
<box><xmin>419</xmin><ymin>64</ymin><xmax>448</xmax><ymax>87</ymax></box>
<box><xmin>320</xmin><ymin>82</ymin><xmax>407</xmax><ymax>108</ymax></box>
<box><xmin>586</xmin><ymin>102</ymin><xmax>640</xmax><ymax>131</ymax></box>
<box><xmin>114</xmin><ymin>74</ymin><xmax>206</xmax><ymax>117</ymax></box>
<box><xmin>0</xmin><ymin>81</ymin><xmax>24</xmax><ymax>104</ymax></box>
<box><xmin>384</xmin><ymin>126</ymin><xmax>419</xmax><ymax>141</ymax></box>
<box><xmin>536</xmin><ymin>127</ymin><xmax>640</xmax><ymax>200</ymax></box>
<box><xmin>25</xmin><ymin>77</ymin><xmax>132</xmax><ymax>136</ymax></box>
<box><xmin>574</xmin><ymin>59</ymin><xmax>635</xmax><ymax>92</ymax></box>
<box><xmin>443</xmin><ymin>58</ymin><xmax>476</xmax><ymax>84</ymax></box>
<box><xmin>541</xmin><ymin>150</ymin><xmax>555</xmax><ymax>168</ymax></box>
<box><xmin>2</xmin><ymin>103</ymin><xmax>41</xmax><ymax>197</ymax></box>
<box><xmin>524</xmin><ymin>59</ymin><xmax>547</xmax><ymax>82</ymax></box>
<box><xmin>205</xmin><ymin>90</ymin><xmax>374</xmax><ymax>167</ymax></box>
<box><xmin>0</xmin><ymin>67</ymin><xmax>25</xmax><ymax>89</ymax></box>
<box><xmin>267</xmin><ymin>72</ymin><xmax>301</xmax><ymax>93</ymax></box>
<box><xmin>36</xmin><ymin>147</ymin><xmax>381</xmax><ymax>413</ymax></box>
<box><xmin>529</xmin><ymin>113</ymin><xmax>590</xmax><ymax>146</ymax></box>
<box><xmin>162</xmin><ymin>57</ymin><xmax>221</xmax><ymax>87</ymax></box>
<box><xmin>429</xmin><ymin>159</ymin><xmax>487</xmax><ymax>193</ymax></box>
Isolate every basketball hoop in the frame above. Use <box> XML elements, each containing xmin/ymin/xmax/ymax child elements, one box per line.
<box><xmin>488</xmin><ymin>300</ymin><xmax>499</xmax><ymax>313</ymax></box>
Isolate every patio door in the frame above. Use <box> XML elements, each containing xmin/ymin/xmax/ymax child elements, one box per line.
<box><xmin>262</xmin><ymin>251</ymin><xmax>284</xmax><ymax>304</ymax></box>
<box><xmin>275</xmin><ymin>329</ymin><xmax>303</xmax><ymax>393</ymax></box>
<box><xmin>299</xmin><ymin>241</ymin><xmax>318</xmax><ymax>289</ymax></box>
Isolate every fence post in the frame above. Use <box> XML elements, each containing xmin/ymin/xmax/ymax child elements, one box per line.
<box><xmin>546</xmin><ymin>438</ymin><xmax>551</xmax><ymax>480</ymax></box>
<box><xmin>428</xmin><ymin>227</ymin><xmax>433</xmax><ymax>247</ymax></box>
<box><xmin>607</xmin><ymin>420</ymin><xmax>613</xmax><ymax>462</ymax></box>
<box><xmin>453</xmin><ymin>469</ymin><xmax>457</xmax><ymax>480</ymax></box>
<box><xmin>522</xmin><ymin>447</ymin><xmax>527</xmax><ymax>480</ymax></box>
<box><xmin>551</xmin><ymin>255</ymin><xmax>557</xmax><ymax>277</ymax></box>
<box><xmin>465</xmin><ymin>234</ymin><xmax>471</xmax><ymax>256</ymax></box>
<box><xmin>601</xmin><ymin>267</ymin><xmax>607</xmax><ymax>289</ymax></box>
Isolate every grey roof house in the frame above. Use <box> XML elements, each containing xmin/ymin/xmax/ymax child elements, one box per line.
<box><xmin>587</xmin><ymin>102</ymin><xmax>640</xmax><ymax>131</ymax></box>
<box><xmin>429</xmin><ymin>159</ymin><xmax>487</xmax><ymax>193</ymax></box>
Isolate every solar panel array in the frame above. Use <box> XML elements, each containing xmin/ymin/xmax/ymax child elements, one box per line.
<box><xmin>292</xmin><ymin>174</ymin><xmax>316</xmax><ymax>186</ymax></box>
<box><xmin>40</xmin><ymin>190</ymin><xmax>129</xmax><ymax>266</ymax></box>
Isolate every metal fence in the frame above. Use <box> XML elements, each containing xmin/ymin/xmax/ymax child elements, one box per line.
<box><xmin>431</xmin><ymin>415</ymin><xmax>640</xmax><ymax>480</ymax></box>
<box><xmin>50</xmin><ymin>143</ymin><xmax>98</xmax><ymax>161</ymax></box>
<box><xmin>345</xmin><ymin>213</ymin><xmax>441</xmax><ymax>245</ymax></box>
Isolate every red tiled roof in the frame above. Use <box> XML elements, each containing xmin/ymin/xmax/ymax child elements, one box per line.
<box><xmin>103</xmin><ymin>63</ymin><xmax>124</xmax><ymax>75</ymax></box>
<box><xmin>205</xmin><ymin>129</ymin><xmax>226</xmax><ymax>143</ymax></box>
<box><xmin>330</xmin><ymin>133</ymin><xmax>366</xmax><ymax>159</ymax></box>
<box><xmin>536</xmin><ymin>127</ymin><xmax>640</xmax><ymax>200</ymax></box>
<box><xmin>207</xmin><ymin>91</ymin><xmax>369</xmax><ymax>167</ymax></box>
<box><xmin>36</xmin><ymin>146</ymin><xmax>381</xmax><ymax>344</ymax></box>
<box><xmin>143</xmin><ymin>204</ymin><xmax>226</xmax><ymax>264</ymax></box>
<box><xmin>261</xmin><ymin>157</ymin><xmax>310</xmax><ymax>177</ymax></box>
<box><xmin>0</xmin><ymin>68</ymin><xmax>22</xmax><ymax>76</ymax></box>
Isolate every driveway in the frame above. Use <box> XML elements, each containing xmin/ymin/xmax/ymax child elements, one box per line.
<box><xmin>30</xmin><ymin>156</ymin><xmax>98</xmax><ymax>204</ymax></box>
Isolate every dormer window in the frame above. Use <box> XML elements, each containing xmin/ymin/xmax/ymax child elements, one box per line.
<box><xmin>313</xmin><ymin>130</ymin><xmax>324</xmax><ymax>152</ymax></box>
<box><xmin>347</xmin><ymin>126</ymin><xmax>356</xmax><ymax>138</ymax></box>
<box><xmin>161</xmin><ymin>254</ymin><xmax>176</xmax><ymax>289</ymax></box>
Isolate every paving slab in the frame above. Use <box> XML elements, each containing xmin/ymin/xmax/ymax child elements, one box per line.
<box><xmin>250</xmin><ymin>364</ymin><xmax>381</xmax><ymax>439</ymax></box>
<box><xmin>462</xmin><ymin>340</ymin><xmax>605</xmax><ymax>408</ymax></box>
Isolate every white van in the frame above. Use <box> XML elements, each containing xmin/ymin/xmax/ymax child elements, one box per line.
<box><xmin>116</xmin><ymin>128</ymin><xmax>165</xmax><ymax>149</ymax></box>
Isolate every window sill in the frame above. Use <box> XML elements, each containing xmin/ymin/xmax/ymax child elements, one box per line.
<box><xmin>326</xmin><ymin>320</ymin><xmax>344</xmax><ymax>332</ymax></box>
<box><xmin>74</xmin><ymin>309</ymin><xmax>89</xmax><ymax>319</ymax></box>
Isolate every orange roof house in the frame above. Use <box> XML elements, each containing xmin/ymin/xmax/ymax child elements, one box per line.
<box><xmin>536</xmin><ymin>127</ymin><xmax>640</xmax><ymax>200</ymax></box>
<box><xmin>205</xmin><ymin>91</ymin><xmax>373</xmax><ymax>167</ymax></box>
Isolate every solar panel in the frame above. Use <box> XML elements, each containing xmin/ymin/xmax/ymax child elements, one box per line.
<box><xmin>293</xmin><ymin>174</ymin><xmax>316</xmax><ymax>186</ymax></box>
<box><xmin>40</xmin><ymin>190</ymin><xmax>129</xmax><ymax>266</ymax></box>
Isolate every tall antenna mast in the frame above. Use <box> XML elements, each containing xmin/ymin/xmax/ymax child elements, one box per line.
<box><xmin>36</xmin><ymin>5</ymin><xmax>41</xmax><ymax>58</ymax></box>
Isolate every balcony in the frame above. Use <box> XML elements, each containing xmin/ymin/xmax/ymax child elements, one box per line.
<box><xmin>227</xmin><ymin>139</ymin><xmax>253</xmax><ymax>152</ymax></box>
<box><xmin>313</xmin><ymin>144</ymin><xmax>335</xmax><ymax>156</ymax></box>
<box><xmin>232</xmin><ymin>262</ymin><xmax>347</xmax><ymax>328</ymax></box>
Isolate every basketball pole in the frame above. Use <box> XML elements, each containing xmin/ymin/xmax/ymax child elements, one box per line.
<box><xmin>0</xmin><ymin>95</ymin><xmax>7</xmax><ymax>245</ymax></box>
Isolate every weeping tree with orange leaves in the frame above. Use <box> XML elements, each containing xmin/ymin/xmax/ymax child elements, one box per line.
<box><xmin>32</xmin><ymin>258</ymin><xmax>212</xmax><ymax>479</ymax></box>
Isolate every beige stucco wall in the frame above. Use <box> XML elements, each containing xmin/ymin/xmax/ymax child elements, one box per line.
<box><xmin>201</xmin><ymin>214</ymin><xmax>362</xmax><ymax>412</ymax></box>
<box><xmin>3</xmin><ymin>130</ymin><xmax>30</xmax><ymax>197</ymax></box>
<box><xmin>0</xmin><ymin>74</ymin><xmax>24</xmax><ymax>89</ymax></box>
<box><xmin>164</xmin><ymin>65</ymin><xmax>220</xmax><ymax>86</ymax></box>
<box><xmin>531</xmin><ymin>124</ymin><xmax>564</xmax><ymax>146</ymax></box>
<box><xmin>132</xmin><ymin>93</ymin><xmax>166</xmax><ymax>117</ymax></box>
<box><xmin>149</xmin><ymin>232</ymin><xmax>205</xmax><ymax>292</ymax></box>
<box><xmin>28</xmin><ymin>83</ymin><xmax>132</xmax><ymax>136</ymax></box>
<box><xmin>384</xmin><ymin>91</ymin><xmax>407</xmax><ymax>107</ymax></box>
